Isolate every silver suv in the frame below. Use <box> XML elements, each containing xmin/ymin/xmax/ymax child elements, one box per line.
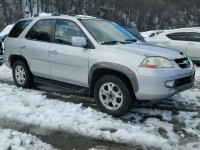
<box><xmin>4</xmin><ymin>15</ymin><xmax>195</xmax><ymax>116</ymax></box>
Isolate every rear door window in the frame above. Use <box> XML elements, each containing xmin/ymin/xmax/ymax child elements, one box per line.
<box><xmin>8</xmin><ymin>19</ymin><xmax>32</xmax><ymax>38</ymax></box>
<box><xmin>166</xmin><ymin>32</ymin><xmax>186</xmax><ymax>41</ymax></box>
<box><xmin>26</xmin><ymin>19</ymin><xmax>53</xmax><ymax>42</ymax></box>
<box><xmin>187</xmin><ymin>32</ymin><xmax>200</xmax><ymax>42</ymax></box>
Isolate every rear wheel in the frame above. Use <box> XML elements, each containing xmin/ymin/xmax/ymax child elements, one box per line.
<box><xmin>12</xmin><ymin>61</ymin><xmax>33</xmax><ymax>88</ymax></box>
<box><xmin>94</xmin><ymin>75</ymin><xmax>133</xmax><ymax>116</ymax></box>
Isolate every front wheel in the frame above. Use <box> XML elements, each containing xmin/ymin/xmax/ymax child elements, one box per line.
<box><xmin>94</xmin><ymin>75</ymin><xmax>133</xmax><ymax>116</ymax></box>
<box><xmin>12</xmin><ymin>61</ymin><xmax>33</xmax><ymax>88</ymax></box>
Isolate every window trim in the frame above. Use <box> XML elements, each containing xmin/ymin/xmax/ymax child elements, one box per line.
<box><xmin>52</xmin><ymin>19</ymin><xmax>95</xmax><ymax>49</ymax></box>
<box><xmin>25</xmin><ymin>19</ymin><xmax>55</xmax><ymax>43</ymax></box>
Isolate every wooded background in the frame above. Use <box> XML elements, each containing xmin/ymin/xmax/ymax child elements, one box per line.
<box><xmin>0</xmin><ymin>0</ymin><xmax>200</xmax><ymax>31</ymax></box>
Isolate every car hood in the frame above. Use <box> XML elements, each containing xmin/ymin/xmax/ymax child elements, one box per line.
<box><xmin>109</xmin><ymin>43</ymin><xmax>185</xmax><ymax>60</ymax></box>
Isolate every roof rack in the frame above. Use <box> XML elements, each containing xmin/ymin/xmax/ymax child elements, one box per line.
<box><xmin>51</xmin><ymin>12</ymin><xmax>77</xmax><ymax>16</ymax></box>
<box><xmin>51</xmin><ymin>12</ymin><xmax>96</xmax><ymax>18</ymax></box>
<box><xmin>52</xmin><ymin>12</ymin><xmax>60</xmax><ymax>16</ymax></box>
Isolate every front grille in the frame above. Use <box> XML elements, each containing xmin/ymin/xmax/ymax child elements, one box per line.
<box><xmin>174</xmin><ymin>58</ymin><xmax>190</xmax><ymax>68</ymax></box>
<box><xmin>174</xmin><ymin>75</ymin><xmax>194</xmax><ymax>87</ymax></box>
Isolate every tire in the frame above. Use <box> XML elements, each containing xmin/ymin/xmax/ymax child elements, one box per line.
<box><xmin>12</xmin><ymin>60</ymin><xmax>34</xmax><ymax>88</ymax></box>
<box><xmin>94</xmin><ymin>75</ymin><xmax>133</xmax><ymax>117</ymax></box>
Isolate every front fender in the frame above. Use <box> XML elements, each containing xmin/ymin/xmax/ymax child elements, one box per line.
<box><xmin>89</xmin><ymin>62</ymin><xmax>139</xmax><ymax>93</ymax></box>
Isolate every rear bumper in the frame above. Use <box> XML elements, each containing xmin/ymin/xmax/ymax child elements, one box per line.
<box><xmin>135</xmin><ymin>65</ymin><xmax>195</xmax><ymax>100</ymax></box>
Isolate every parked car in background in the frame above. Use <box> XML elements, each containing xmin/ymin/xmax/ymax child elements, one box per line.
<box><xmin>122</xmin><ymin>25</ymin><xmax>146</xmax><ymax>42</ymax></box>
<box><xmin>0</xmin><ymin>24</ymin><xmax>14</xmax><ymax>50</ymax></box>
<box><xmin>141</xmin><ymin>30</ymin><xmax>164</xmax><ymax>39</ymax></box>
<box><xmin>4</xmin><ymin>15</ymin><xmax>195</xmax><ymax>116</ymax></box>
<box><xmin>146</xmin><ymin>28</ymin><xmax>200</xmax><ymax>64</ymax></box>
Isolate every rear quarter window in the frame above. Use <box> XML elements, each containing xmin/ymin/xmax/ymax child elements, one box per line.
<box><xmin>187</xmin><ymin>32</ymin><xmax>200</xmax><ymax>42</ymax></box>
<box><xmin>8</xmin><ymin>19</ymin><xmax>32</xmax><ymax>38</ymax></box>
<box><xmin>166</xmin><ymin>32</ymin><xmax>186</xmax><ymax>41</ymax></box>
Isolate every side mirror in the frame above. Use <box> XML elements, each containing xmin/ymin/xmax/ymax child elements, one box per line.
<box><xmin>71</xmin><ymin>37</ymin><xmax>87</xmax><ymax>47</ymax></box>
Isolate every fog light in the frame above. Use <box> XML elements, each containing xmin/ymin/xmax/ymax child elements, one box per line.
<box><xmin>165</xmin><ymin>80</ymin><xmax>175</xmax><ymax>88</ymax></box>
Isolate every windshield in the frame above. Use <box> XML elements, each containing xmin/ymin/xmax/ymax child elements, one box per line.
<box><xmin>80</xmin><ymin>19</ymin><xmax>137</xmax><ymax>45</ymax></box>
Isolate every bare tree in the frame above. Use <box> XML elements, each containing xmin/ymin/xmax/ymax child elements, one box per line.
<box><xmin>0</xmin><ymin>0</ymin><xmax>200</xmax><ymax>31</ymax></box>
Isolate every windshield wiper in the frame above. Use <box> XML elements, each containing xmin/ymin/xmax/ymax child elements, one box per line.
<box><xmin>101</xmin><ymin>40</ymin><xmax>137</xmax><ymax>45</ymax></box>
<box><xmin>101</xmin><ymin>41</ymin><xmax>125</xmax><ymax>45</ymax></box>
<box><xmin>125</xmin><ymin>39</ymin><xmax>138</xmax><ymax>43</ymax></box>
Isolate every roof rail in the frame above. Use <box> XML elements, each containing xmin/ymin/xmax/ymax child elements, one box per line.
<box><xmin>52</xmin><ymin>12</ymin><xmax>60</xmax><ymax>16</ymax></box>
<box><xmin>51</xmin><ymin>12</ymin><xmax>77</xmax><ymax>16</ymax></box>
<box><xmin>76</xmin><ymin>15</ymin><xmax>96</xmax><ymax>19</ymax></box>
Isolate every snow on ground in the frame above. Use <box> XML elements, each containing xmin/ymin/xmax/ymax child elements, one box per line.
<box><xmin>0</xmin><ymin>81</ymin><xmax>171</xmax><ymax>149</ymax></box>
<box><xmin>0</xmin><ymin>64</ymin><xmax>13</xmax><ymax>82</ymax></box>
<box><xmin>0</xmin><ymin>64</ymin><xmax>200</xmax><ymax>150</ymax></box>
<box><xmin>0</xmin><ymin>128</ymin><xmax>56</xmax><ymax>150</ymax></box>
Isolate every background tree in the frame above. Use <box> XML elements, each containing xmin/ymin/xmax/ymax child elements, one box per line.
<box><xmin>0</xmin><ymin>0</ymin><xmax>200</xmax><ymax>31</ymax></box>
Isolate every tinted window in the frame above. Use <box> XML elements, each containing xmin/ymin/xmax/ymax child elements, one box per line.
<box><xmin>26</xmin><ymin>20</ymin><xmax>53</xmax><ymax>42</ymax></box>
<box><xmin>8</xmin><ymin>20</ymin><xmax>32</xmax><ymax>38</ymax></box>
<box><xmin>187</xmin><ymin>32</ymin><xmax>200</xmax><ymax>42</ymax></box>
<box><xmin>166</xmin><ymin>32</ymin><xmax>185</xmax><ymax>41</ymax></box>
<box><xmin>54</xmin><ymin>20</ymin><xmax>85</xmax><ymax>45</ymax></box>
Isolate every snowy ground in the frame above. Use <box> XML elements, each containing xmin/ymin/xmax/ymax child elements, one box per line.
<box><xmin>0</xmin><ymin>128</ymin><xmax>56</xmax><ymax>150</ymax></box>
<box><xmin>0</xmin><ymin>64</ymin><xmax>200</xmax><ymax>150</ymax></box>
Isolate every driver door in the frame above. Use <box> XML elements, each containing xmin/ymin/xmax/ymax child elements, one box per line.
<box><xmin>49</xmin><ymin>19</ymin><xmax>90</xmax><ymax>87</ymax></box>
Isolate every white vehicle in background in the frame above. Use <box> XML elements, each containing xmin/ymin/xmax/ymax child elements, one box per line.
<box><xmin>0</xmin><ymin>24</ymin><xmax>14</xmax><ymax>49</ymax></box>
<box><xmin>146</xmin><ymin>28</ymin><xmax>200</xmax><ymax>64</ymax></box>
<box><xmin>0</xmin><ymin>24</ymin><xmax>14</xmax><ymax>65</ymax></box>
<box><xmin>141</xmin><ymin>30</ymin><xmax>164</xmax><ymax>39</ymax></box>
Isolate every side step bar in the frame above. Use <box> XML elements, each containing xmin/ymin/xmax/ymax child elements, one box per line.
<box><xmin>34</xmin><ymin>76</ymin><xmax>89</xmax><ymax>96</ymax></box>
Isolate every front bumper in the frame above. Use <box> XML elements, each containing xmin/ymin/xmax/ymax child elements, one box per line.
<box><xmin>135</xmin><ymin>65</ymin><xmax>195</xmax><ymax>100</ymax></box>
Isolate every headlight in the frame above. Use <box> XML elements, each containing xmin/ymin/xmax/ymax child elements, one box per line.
<box><xmin>140</xmin><ymin>57</ymin><xmax>173</xmax><ymax>68</ymax></box>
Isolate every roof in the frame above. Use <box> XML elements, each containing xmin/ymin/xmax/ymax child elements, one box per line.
<box><xmin>23</xmin><ymin>14</ymin><xmax>97</xmax><ymax>21</ymax></box>
<box><xmin>164</xmin><ymin>27</ymin><xmax>200</xmax><ymax>34</ymax></box>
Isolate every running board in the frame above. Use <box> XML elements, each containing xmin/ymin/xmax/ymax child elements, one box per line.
<box><xmin>34</xmin><ymin>76</ymin><xmax>89</xmax><ymax>96</ymax></box>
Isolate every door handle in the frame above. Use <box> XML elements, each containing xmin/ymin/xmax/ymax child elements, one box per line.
<box><xmin>50</xmin><ymin>50</ymin><xmax>58</xmax><ymax>55</ymax></box>
<box><xmin>21</xmin><ymin>45</ymin><xmax>27</xmax><ymax>50</ymax></box>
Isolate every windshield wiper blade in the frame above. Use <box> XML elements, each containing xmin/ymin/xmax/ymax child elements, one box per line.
<box><xmin>125</xmin><ymin>39</ymin><xmax>138</xmax><ymax>43</ymax></box>
<box><xmin>101</xmin><ymin>41</ymin><xmax>125</xmax><ymax>45</ymax></box>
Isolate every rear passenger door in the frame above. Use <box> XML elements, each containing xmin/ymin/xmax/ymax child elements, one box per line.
<box><xmin>49</xmin><ymin>19</ymin><xmax>90</xmax><ymax>87</ymax></box>
<box><xmin>164</xmin><ymin>32</ymin><xmax>187</xmax><ymax>53</ymax></box>
<box><xmin>22</xmin><ymin>19</ymin><xmax>54</xmax><ymax>78</ymax></box>
<box><xmin>186</xmin><ymin>32</ymin><xmax>200</xmax><ymax>61</ymax></box>
<box><xmin>5</xmin><ymin>19</ymin><xmax>32</xmax><ymax>60</ymax></box>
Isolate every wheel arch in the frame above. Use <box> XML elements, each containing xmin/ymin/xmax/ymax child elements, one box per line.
<box><xmin>9</xmin><ymin>54</ymin><xmax>30</xmax><ymax>70</ymax></box>
<box><xmin>89</xmin><ymin>62</ymin><xmax>139</xmax><ymax>98</ymax></box>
